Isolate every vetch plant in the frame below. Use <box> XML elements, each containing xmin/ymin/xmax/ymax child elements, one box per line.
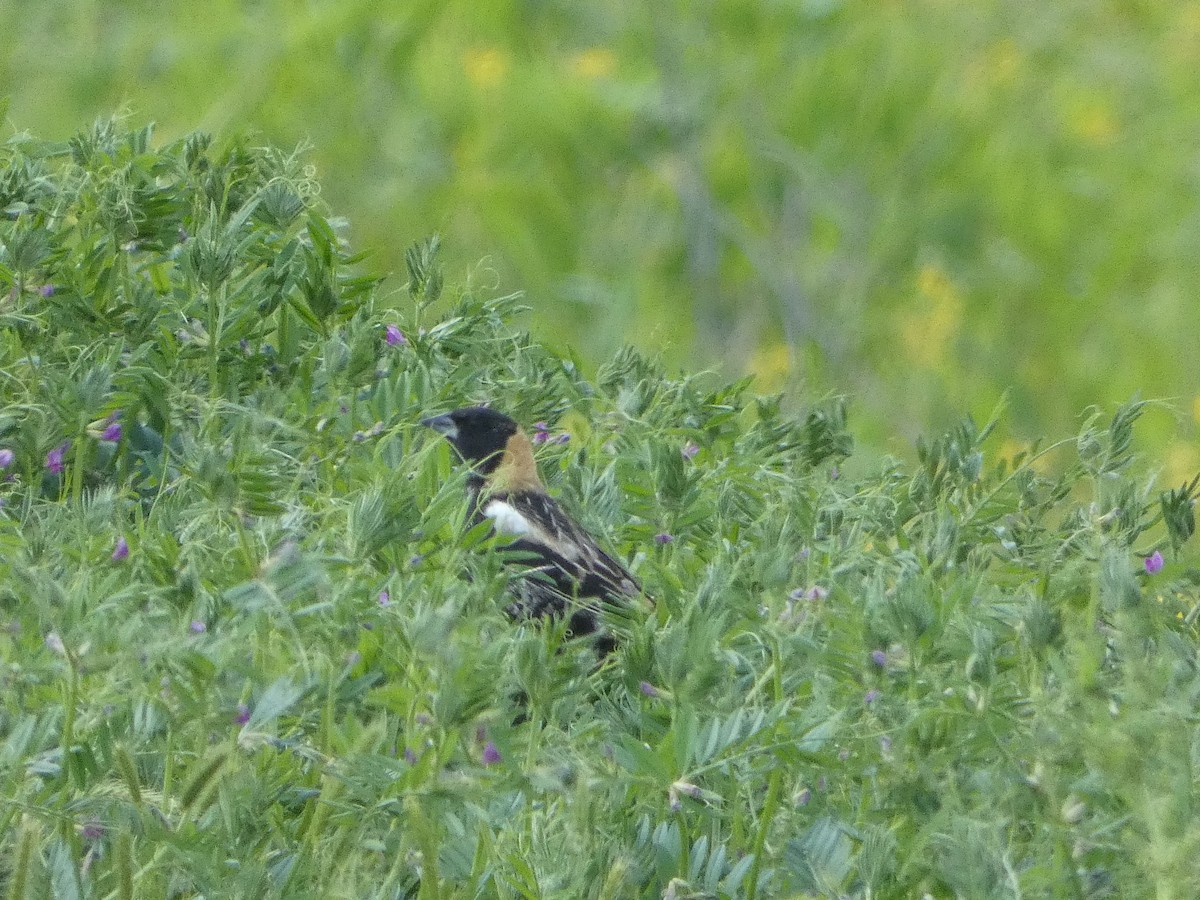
<box><xmin>0</xmin><ymin>119</ymin><xmax>1196</xmax><ymax>899</ymax></box>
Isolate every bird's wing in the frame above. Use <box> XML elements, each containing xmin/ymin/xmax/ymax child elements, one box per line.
<box><xmin>481</xmin><ymin>489</ymin><xmax>642</xmax><ymax>602</ymax></box>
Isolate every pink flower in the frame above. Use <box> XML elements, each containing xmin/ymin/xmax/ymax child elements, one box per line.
<box><xmin>1144</xmin><ymin>551</ymin><xmax>1164</xmax><ymax>575</ymax></box>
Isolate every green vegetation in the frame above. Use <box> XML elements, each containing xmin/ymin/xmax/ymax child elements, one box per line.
<box><xmin>3</xmin><ymin>1</ymin><xmax>1199</xmax><ymax>466</ymax></box>
<box><xmin>2</xmin><ymin>123</ymin><xmax>1200</xmax><ymax>898</ymax></box>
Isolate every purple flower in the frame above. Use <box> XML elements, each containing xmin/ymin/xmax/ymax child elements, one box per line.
<box><xmin>1144</xmin><ymin>551</ymin><xmax>1164</xmax><ymax>575</ymax></box>
<box><xmin>45</xmin><ymin>442</ymin><xmax>68</xmax><ymax>474</ymax></box>
<box><xmin>482</xmin><ymin>741</ymin><xmax>502</xmax><ymax>765</ymax></box>
<box><xmin>378</xmin><ymin>590</ymin><xmax>391</xmax><ymax>606</ymax></box>
<box><xmin>234</xmin><ymin>704</ymin><xmax>251</xmax><ymax>725</ymax></box>
<box><xmin>101</xmin><ymin>421</ymin><xmax>122</xmax><ymax>443</ymax></box>
<box><xmin>404</xmin><ymin>747</ymin><xmax>418</xmax><ymax>764</ymax></box>
<box><xmin>672</xmin><ymin>780</ymin><xmax>702</xmax><ymax>799</ymax></box>
<box><xmin>531</xmin><ymin>430</ymin><xmax>550</xmax><ymax>445</ymax></box>
<box><xmin>45</xmin><ymin>632</ymin><xmax>66</xmax><ymax>656</ymax></box>
<box><xmin>79</xmin><ymin>822</ymin><xmax>104</xmax><ymax>842</ymax></box>
<box><xmin>385</xmin><ymin>324</ymin><xmax>406</xmax><ymax>347</ymax></box>
<box><xmin>870</xmin><ymin>649</ymin><xmax>887</xmax><ymax>668</ymax></box>
<box><xmin>554</xmin><ymin>432</ymin><xmax>570</xmax><ymax>444</ymax></box>
<box><xmin>795</xmin><ymin>787</ymin><xmax>811</xmax><ymax>807</ymax></box>
<box><xmin>838</xmin><ymin>748</ymin><xmax>850</xmax><ymax>761</ymax></box>
<box><xmin>0</xmin><ymin>449</ymin><xmax>13</xmax><ymax>470</ymax></box>
<box><xmin>39</xmin><ymin>284</ymin><xmax>55</xmax><ymax>298</ymax></box>
<box><xmin>639</xmin><ymin>681</ymin><xmax>660</xmax><ymax>698</ymax></box>
<box><xmin>189</xmin><ymin>620</ymin><xmax>206</xmax><ymax>634</ymax></box>
<box><xmin>668</xmin><ymin>782</ymin><xmax>700</xmax><ymax>812</ymax></box>
<box><xmin>865</xmin><ymin>689</ymin><xmax>881</xmax><ymax>705</ymax></box>
<box><xmin>681</xmin><ymin>441</ymin><xmax>700</xmax><ymax>460</ymax></box>
<box><xmin>654</xmin><ymin>533</ymin><xmax>674</xmax><ymax>545</ymax></box>
<box><xmin>111</xmin><ymin>536</ymin><xmax>130</xmax><ymax>562</ymax></box>
<box><xmin>791</xmin><ymin>585</ymin><xmax>828</xmax><ymax>602</ymax></box>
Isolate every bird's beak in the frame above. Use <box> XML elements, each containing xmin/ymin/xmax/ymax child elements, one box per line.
<box><xmin>420</xmin><ymin>414</ymin><xmax>458</xmax><ymax>440</ymax></box>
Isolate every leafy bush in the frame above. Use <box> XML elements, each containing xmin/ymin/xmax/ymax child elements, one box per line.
<box><xmin>1</xmin><ymin>121</ymin><xmax>1198</xmax><ymax>898</ymax></box>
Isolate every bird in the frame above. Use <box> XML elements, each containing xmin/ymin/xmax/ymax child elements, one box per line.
<box><xmin>420</xmin><ymin>405</ymin><xmax>645</xmax><ymax>654</ymax></box>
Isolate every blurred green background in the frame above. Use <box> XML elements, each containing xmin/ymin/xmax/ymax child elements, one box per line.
<box><xmin>4</xmin><ymin>0</ymin><xmax>1198</xmax><ymax>473</ymax></box>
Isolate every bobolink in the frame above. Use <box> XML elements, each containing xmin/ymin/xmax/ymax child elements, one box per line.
<box><xmin>421</xmin><ymin>406</ymin><xmax>645</xmax><ymax>653</ymax></box>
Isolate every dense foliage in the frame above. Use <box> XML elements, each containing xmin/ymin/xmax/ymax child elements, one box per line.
<box><xmin>1</xmin><ymin>124</ymin><xmax>1199</xmax><ymax>898</ymax></box>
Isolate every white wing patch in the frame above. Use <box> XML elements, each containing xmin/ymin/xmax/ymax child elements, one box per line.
<box><xmin>483</xmin><ymin>499</ymin><xmax>533</xmax><ymax>536</ymax></box>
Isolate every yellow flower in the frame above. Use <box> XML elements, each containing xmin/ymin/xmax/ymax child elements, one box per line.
<box><xmin>570</xmin><ymin>47</ymin><xmax>616</xmax><ymax>80</ymax></box>
<box><xmin>747</xmin><ymin>342</ymin><xmax>792</xmax><ymax>391</ymax></box>
<box><xmin>901</xmin><ymin>264</ymin><xmax>963</xmax><ymax>368</ymax></box>
<box><xmin>997</xmin><ymin>437</ymin><xmax>1053</xmax><ymax>475</ymax></box>
<box><xmin>1168</xmin><ymin>7</ymin><xmax>1200</xmax><ymax>61</ymax></box>
<box><xmin>988</xmin><ymin>39</ymin><xmax>1021</xmax><ymax>84</ymax></box>
<box><xmin>463</xmin><ymin>47</ymin><xmax>509</xmax><ymax>88</ymax></box>
<box><xmin>1163</xmin><ymin>442</ymin><xmax>1200</xmax><ymax>488</ymax></box>
<box><xmin>998</xmin><ymin>438</ymin><xmax>1024</xmax><ymax>465</ymax></box>
<box><xmin>1068</xmin><ymin>101</ymin><xmax>1118</xmax><ymax>145</ymax></box>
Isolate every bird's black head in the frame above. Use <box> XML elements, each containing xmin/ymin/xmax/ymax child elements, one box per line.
<box><xmin>420</xmin><ymin>406</ymin><xmax>519</xmax><ymax>471</ymax></box>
